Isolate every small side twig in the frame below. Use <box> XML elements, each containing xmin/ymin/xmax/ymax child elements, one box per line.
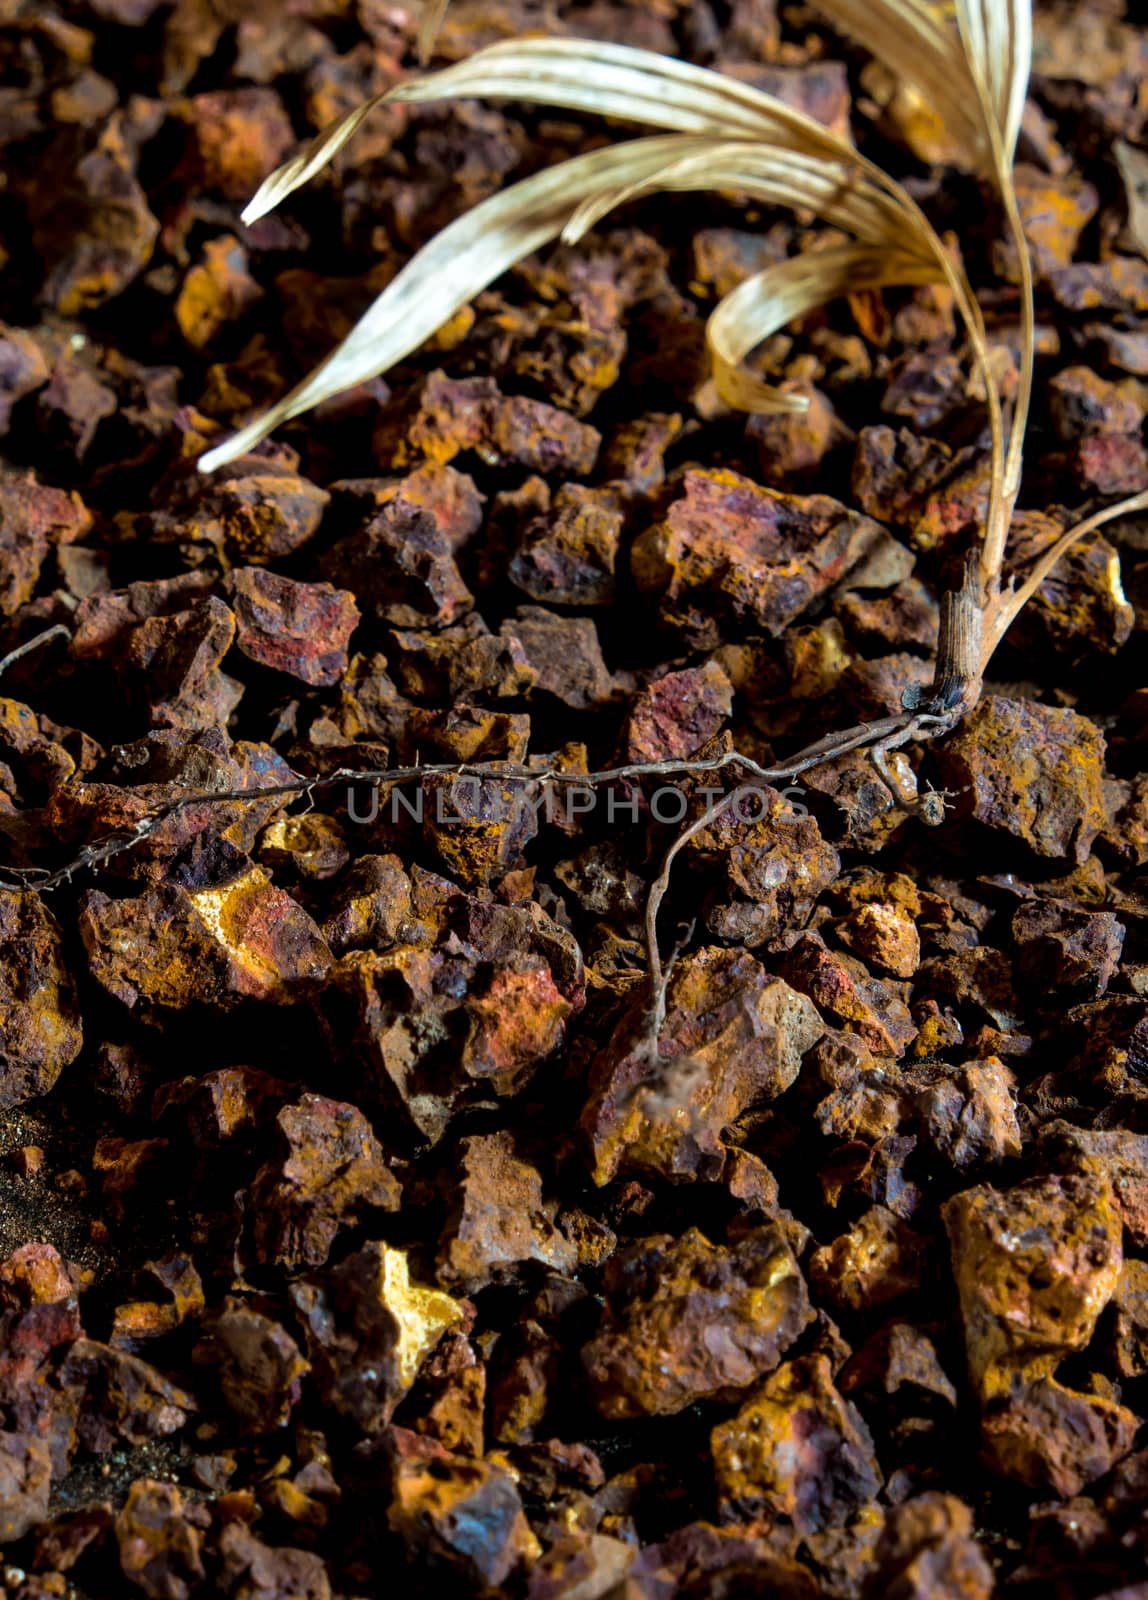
<box><xmin>0</xmin><ymin>625</ymin><xmax>72</xmax><ymax>682</ymax></box>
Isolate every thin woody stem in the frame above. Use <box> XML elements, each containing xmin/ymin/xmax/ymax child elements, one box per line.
<box><xmin>0</xmin><ymin>711</ymin><xmax>952</xmax><ymax>892</ymax></box>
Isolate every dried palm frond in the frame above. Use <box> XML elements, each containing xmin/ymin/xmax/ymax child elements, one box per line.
<box><xmin>202</xmin><ymin>34</ymin><xmax>994</xmax><ymax>476</ymax></box>
<box><xmin>706</xmin><ymin>244</ymin><xmax>944</xmax><ymax>413</ymax></box>
<box><xmin>198</xmin><ymin>3</ymin><xmax>1145</xmax><ymax>732</ymax></box>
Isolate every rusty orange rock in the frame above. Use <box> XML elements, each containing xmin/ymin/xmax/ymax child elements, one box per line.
<box><xmin>943</xmin><ymin>1171</ymin><xmax>1123</xmax><ymax>1402</ymax></box>
<box><xmin>0</xmin><ymin>890</ymin><xmax>83</xmax><ymax>1110</ymax></box>
<box><xmin>935</xmin><ymin>695</ymin><xmax>1108</xmax><ymax>864</ymax></box>
<box><xmin>437</xmin><ymin>1130</ymin><xmax>576</xmax><ymax>1292</ymax></box>
<box><xmin>711</xmin><ymin>1354</ymin><xmax>881</xmax><ymax>1532</ymax></box>
<box><xmin>632</xmin><ymin>467</ymin><xmax>890</xmax><ymax>648</ymax></box>
<box><xmin>582</xmin><ymin>1225</ymin><xmax>812</xmax><ymax>1418</ymax></box>
<box><xmin>809</xmin><ymin>1206</ymin><xmax>927</xmax><ymax>1316</ymax></box>
<box><xmin>79</xmin><ymin>867</ymin><xmax>332</xmax><ymax>1009</ymax></box>
<box><xmin>251</xmin><ymin>1094</ymin><xmax>400</xmax><ymax>1271</ymax></box>
<box><xmin>580</xmin><ymin>945</ymin><xmax>823</xmax><ymax>1185</ymax></box>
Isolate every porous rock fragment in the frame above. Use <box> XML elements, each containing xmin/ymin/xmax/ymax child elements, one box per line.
<box><xmin>194</xmin><ymin>1297</ymin><xmax>309</xmax><ymax>1434</ymax></box>
<box><xmin>30</xmin><ymin>116</ymin><xmax>160</xmax><ymax>315</ymax></box>
<box><xmin>228</xmin><ymin>568</ymin><xmax>360</xmax><ymax>687</ymax></box>
<box><xmin>865</xmin><ymin>1492</ymin><xmax>993</xmax><ymax>1600</ymax></box>
<box><xmin>378</xmin><ymin>370</ymin><xmax>600</xmax><ymax>477</ymax></box>
<box><xmin>809</xmin><ymin>1206</ymin><xmax>927</xmax><ymax>1316</ymax></box>
<box><xmin>323</xmin><ymin>464</ymin><xmax>482</xmax><ymax>627</ymax></box>
<box><xmin>581</xmin><ymin>1225</ymin><xmax>812</xmax><ymax>1417</ymax></box>
<box><xmin>115</xmin><ymin>1479</ymin><xmax>206</xmax><ymax>1600</ymax></box>
<box><xmin>0</xmin><ymin>469</ymin><xmax>91</xmax><ymax>615</ymax></box>
<box><xmin>623</xmin><ymin>661</ymin><xmax>733</xmax><ymax>762</ymax></box>
<box><xmin>910</xmin><ymin>1058</ymin><xmax>1021</xmax><ymax>1171</ymax></box>
<box><xmin>0</xmin><ymin>1432</ymin><xmax>51</xmax><ymax>1544</ymax></box>
<box><xmin>217</xmin><ymin>1522</ymin><xmax>331</xmax><ymax>1600</ymax></box>
<box><xmin>1038</xmin><ymin>1120</ymin><xmax>1148</xmax><ymax>1245</ymax></box>
<box><xmin>508</xmin><ymin>483</ymin><xmax>623</xmax><ymax>606</ymax></box>
<box><xmin>711</xmin><ymin>1355</ymin><xmax>881</xmax><ymax>1532</ymax></box>
<box><xmin>387</xmin><ymin>1428</ymin><xmax>536</xmax><ymax>1591</ymax></box>
<box><xmin>981</xmin><ymin>1376</ymin><xmax>1138</xmax><ymax>1497</ymax></box>
<box><xmin>1012</xmin><ymin>899</ymin><xmax>1125</xmax><ymax>1000</ymax></box>
<box><xmin>60</xmin><ymin>1339</ymin><xmax>197</xmax><ymax>1452</ymax></box>
<box><xmin>579</xmin><ymin>945</ymin><xmax>823</xmax><ymax>1185</ymax></box>
<box><xmin>79</xmin><ymin>869</ymin><xmax>332</xmax><ymax>1009</ymax></box>
<box><xmin>0</xmin><ymin>889</ymin><xmax>83</xmax><ymax>1109</ymax></box>
<box><xmin>437</xmin><ymin>1130</ymin><xmax>576</xmax><ymax>1292</ymax></box>
<box><xmin>935</xmin><ymin>695</ymin><xmax>1107</xmax><ymax>863</ymax></box>
<box><xmin>185</xmin><ymin>468</ymin><xmax>330</xmax><ymax>564</ymax></box>
<box><xmin>250</xmin><ymin>1094</ymin><xmax>400</xmax><ymax>1271</ymax></box>
<box><xmin>943</xmin><ymin>1171</ymin><xmax>1123</xmax><ymax>1402</ymax></box>
<box><xmin>780</xmin><ymin>931</ymin><xmax>917</xmax><ymax>1058</ymax></box>
<box><xmin>501</xmin><ymin>607</ymin><xmax>614</xmax><ymax>709</ymax></box>
<box><xmin>684</xmin><ymin>786</ymin><xmax>840</xmax><ymax>949</ymax></box>
<box><xmin>290</xmin><ymin>1243</ymin><xmax>464</xmax><ymax>1432</ymax></box>
<box><xmin>633</xmin><ymin>467</ymin><xmax>890</xmax><ymax>647</ymax></box>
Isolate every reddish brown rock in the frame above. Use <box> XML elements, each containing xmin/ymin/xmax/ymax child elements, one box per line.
<box><xmin>186</xmin><ymin>469</ymin><xmax>330</xmax><ymax>564</ymax></box>
<box><xmin>290</xmin><ymin>1243</ymin><xmax>464</xmax><ymax>1433</ymax></box>
<box><xmin>29</xmin><ymin>116</ymin><xmax>160</xmax><ymax>315</ymax></box>
<box><xmin>125</xmin><ymin>594</ymin><xmax>242</xmax><ymax>730</ymax></box>
<box><xmin>501</xmin><ymin>608</ymin><xmax>614</xmax><ymax>709</ymax></box>
<box><xmin>582</xmin><ymin>1225</ymin><xmax>812</xmax><ymax>1418</ymax></box>
<box><xmin>60</xmin><ymin>1340</ymin><xmax>196</xmax><ymax>1453</ymax></box>
<box><xmin>866</xmin><ymin>1492</ymin><xmax>993</xmax><ymax>1600</ymax></box>
<box><xmin>324</xmin><ymin>465</ymin><xmax>481</xmax><ymax>627</ymax></box>
<box><xmin>378</xmin><ymin>370</ymin><xmax>600</xmax><ymax>477</ymax></box>
<box><xmin>175</xmin><ymin>88</ymin><xmax>294</xmax><ymax>200</ymax></box>
<box><xmin>194</xmin><ymin>1298</ymin><xmax>309</xmax><ymax>1434</ymax></box>
<box><xmin>250</xmin><ymin>1094</ymin><xmax>400</xmax><ymax>1271</ymax></box>
<box><xmin>935</xmin><ymin>696</ymin><xmax>1107</xmax><ymax>864</ymax></box>
<box><xmin>711</xmin><ymin>1355</ymin><xmax>881</xmax><ymax>1532</ymax></box>
<box><xmin>908</xmin><ymin>1058</ymin><xmax>1021</xmax><ymax>1171</ymax></box>
<box><xmin>623</xmin><ymin>661</ymin><xmax>733</xmax><ymax>762</ymax></box>
<box><xmin>0</xmin><ymin>323</ymin><xmax>50</xmax><ymax>433</ymax></box>
<box><xmin>387</xmin><ymin>1428</ymin><xmax>536</xmax><ymax>1591</ymax></box>
<box><xmin>0</xmin><ymin>469</ymin><xmax>92</xmax><ymax>615</ymax></box>
<box><xmin>1012</xmin><ymin>899</ymin><xmax>1125</xmax><ymax>1000</ymax></box>
<box><xmin>834</xmin><ymin>900</ymin><xmax>921</xmax><ymax>980</ymax></box>
<box><xmin>115</xmin><ymin>1480</ymin><xmax>206</xmax><ymax>1600</ymax></box>
<box><xmin>79</xmin><ymin>870</ymin><xmax>332</xmax><ymax>1010</ymax></box>
<box><xmin>0</xmin><ymin>890</ymin><xmax>83</xmax><ymax>1110</ymax></box>
<box><xmin>217</xmin><ymin>1522</ymin><xmax>331</xmax><ymax>1600</ymax></box>
<box><xmin>437</xmin><ymin>1131</ymin><xmax>576</xmax><ymax>1292</ymax></box>
<box><xmin>0</xmin><ymin>1432</ymin><xmax>51</xmax><ymax>1544</ymax></box>
<box><xmin>633</xmin><ymin>467</ymin><xmax>890</xmax><ymax>648</ymax></box>
<box><xmin>580</xmin><ymin>945</ymin><xmax>823</xmax><ymax>1185</ymax></box>
<box><xmin>1072</xmin><ymin>431</ymin><xmax>1148</xmax><ymax>495</ymax></box>
<box><xmin>981</xmin><ymin>1377</ymin><xmax>1138</xmax><ymax>1497</ymax></box>
<box><xmin>780</xmin><ymin>932</ymin><xmax>917</xmax><ymax>1058</ymax></box>
<box><xmin>1038</xmin><ymin>1121</ymin><xmax>1148</xmax><ymax>1246</ymax></box>
<box><xmin>1048</xmin><ymin>366</ymin><xmax>1144</xmax><ymax>440</ymax></box>
<box><xmin>943</xmin><ymin>1172</ymin><xmax>1123</xmax><ymax>1401</ymax></box>
<box><xmin>1050</xmin><ymin>256</ymin><xmax>1148</xmax><ymax>313</ymax></box>
<box><xmin>321</xmin><ymin>854</ymin><xmax>412</xmax><ymax>953</ymax></box>
<box><xmin>684</xmin><ymin>786</ymin><xmax>841</xmax><ymax>949</ymax></box>
<box><xmin>509</xmin><ymin>483</ymin><xmax>624</xmax><ymax>607</ymax></box>
<box><xmin>809</xmin><ymin>1206</ymin><xmax>927</xmax><ymax>1316</ymax></box>
<box><xmin>228</xmin><ymin>568</ymin><xmax>359</xmax><ymax>687</ymax></box>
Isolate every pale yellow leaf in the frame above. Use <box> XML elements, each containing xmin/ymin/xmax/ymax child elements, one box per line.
<box><xmin>240</xmin><ymin>37</ymin><xmax>861</xmax><ymax>226</ymax></box>
<box><xmin>707</xmin><ymin>243</ymin><xmax>946</xmax><ymax>413</ymax></box>
<box><xmin>1115</xmin><ymin>140</ymin><xmax>1148</xmax><ymax>261</ymax></box>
